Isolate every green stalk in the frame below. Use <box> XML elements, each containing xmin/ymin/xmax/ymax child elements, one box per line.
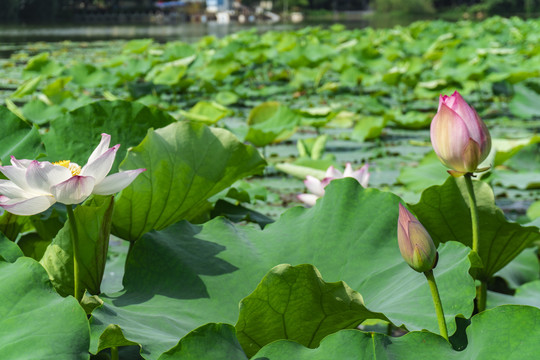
<box><xmin>111</xmin><ymin>346</ymin><xmax>119</xmax><ymax>360</ymax></box>
<box><xmin>476</xmin><ymin>280</ymin><xmax>487</xmax><ymax>314</ymax></box>
<box><xmin>464</xmin><ymin>174</ymin><xmax>479</xmax><ymax>253</ymax></box>
<box><xmin>66</xmin><ymin>204</ymin><xmax>81</xmax><ymax>302</ymax></box>
<box><xmin>464</xmin><ymin>174</ymin><xmax>487</xmax><ymax>312</ymax></box>
<box><xmin>424</xmin><ymin>270</ymin><xmax>449</xmax><ymax>340</ymax></box>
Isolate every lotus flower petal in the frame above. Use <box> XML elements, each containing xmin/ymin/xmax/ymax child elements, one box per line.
<box><xmin>297</xmin><ymin>193</ymin><xmax>319</xmax><ymax>207</ymax></box>
<box><xmin>87</xmin><ymin>133</ymin><xmax>112</xmax><ymax>164</ymax></box>
<box><xmin>0</xmin><ymin>194</ymin><xmax>56</xmax><ymax>216</ymax></box>
<box><xmin>92</xmin><ymin>169</ymin><xmax>146</xmax><ymax>195</ymax></box>
<box><xmin>304</xmin><ymin>176</ymin><xmax>325</xmax><ymax>197</ymax></box>
<box><xmin>26</xmin><ymin>161</ymin><xmax>72</xmax><ymax>193</ymax></box>
<box><xmin>50</xmin><ymin>176</ymin><xmax>96</xmax><ymax>205</ymax></box>
<box><xmin>81</xmin><ymin>144</ymin><xmax>120</xmax><ymax>183</ymax></box>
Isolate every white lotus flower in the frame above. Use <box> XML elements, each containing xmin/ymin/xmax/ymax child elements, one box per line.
<box><xmin>0</xmin><ymin>133</ymin><xmax>145</xmax><ymax>216</ymax></box>
<box><xmin>297</xmin><ymin>163</ymin><xmax>369</xmax><ymax>206</ymax></box>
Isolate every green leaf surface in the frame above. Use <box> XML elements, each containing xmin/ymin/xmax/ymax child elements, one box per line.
<box><xmin>509</xmin><ymin>85</ymin><xmax>540</xmax><ymax>119</ymax></box>
<box><xmin>488</xmin><ymin>281</ymin><xmax>540</xmax><ymax>309</ymax></box>
<box><xmin>0</xmin><ymin>105</ymin><xmax>42</xmax><ymax>165</ymax></box>
<box><xmin>245</xmin><ymin>102</ymin><xmax>299</xmax><ymax>147</ymax></box>
<box><xmin>410</xmin><ymin>176</ymin><xmax>540</xmax><ymax>280</ymax></box>
<box><xmin>43</xmin><ymin>100</ymin><xmax>174</xmax><ymax>172</ymax></box>
<box><xmin>10</xmin><ymin>75</ymin><xmax>43</xmax><ymax>98</ymax></box>
<box><xmin>0</xmin><ymin>257</ymin><xmax>90</xmax><ymax>359</ymax></box>
<box><xmin>111</xmin><ymin>121</ymin><xmax>266</xmax><ymax>241</ymax></box>
<box><xmin>180</xmin><ymin>101</ymin><xmax>231</xmax><ymax>124</ymax></box>
<box><xmin>40</xmin><ymin>196</ymin><xmax>115</xmax><ymax>299</ymax></box>
<box><xmin>397</xmin><ymin>150</ymin><xmax>448</xmax><ymax>192</ymax></box>
<box><xmin>495</xmin><ymin>247</ymin><xmax>539</xmax><ymax>289</ymax></box>
<box><xmin>254</xmin><ymin>305</ymin><xmax>540</xmax><ymax>359</ymax></box>
<box><xmin>236</xmin><ymin>264</ymin><xmax>388</xmax><ymax>357</ymax></box>
<box><xmin>157</xmin><ymin>323</ymin><xmax>248</xmax><ymax>360</ymax></box>
<box><xmin>0</xmin><ymin>232</ymin><xmax>23</xmax><ymax>262</ymax></box>
<box><xmin>91</xmin><ymin>180</ymin><xmax>474</xmax><ymax>358</ymax></box>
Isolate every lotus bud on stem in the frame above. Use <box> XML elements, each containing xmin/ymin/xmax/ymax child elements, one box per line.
<box><xmin>398</xmin><ymin>204</ymin><xmax>448</xmax><ymax>340</ymax></box>
<box><xmin>430</xmin><ymin>91</ymin><xmax>492</xmax><ymax>313</ymax></box>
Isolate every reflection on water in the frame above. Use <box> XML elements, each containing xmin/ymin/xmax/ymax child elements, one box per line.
<box><xmin>0</xmin><ymin>12</ymin><xmax>436</xmax><ymax>44</ymax></box>
<box><xmin>0</xmin><ymin>22</ymin><xmax>307</xmax><ymax>43</ymax></box>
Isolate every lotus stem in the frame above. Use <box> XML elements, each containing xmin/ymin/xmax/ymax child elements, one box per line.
<box><xmin>424</xmin><ymin>269</ymin><xmax>449</xmax><ymax>340</ymax></box>
<box><xmin>111</xmin><ymin>346</ymin><xmax>119</xmax><ymax>360</ymax></box>
<box><xmin>66</xmin><ymin>204</ymin><xmax>82</xmax><ymax>302</ymax></box>
<box><xmin>477</xmin><ymin>280</ymin><xmax>487</xmax><ymax>314</ymax></box>
<box><xmin>464</xmin><ymin>174</ymin><xmax>487</xmax><ymax>312</ymax></box>
<box><xmin>463</xmin><ymin>174</ymin><xmax>479</xmax><ymax>253</ymax></box>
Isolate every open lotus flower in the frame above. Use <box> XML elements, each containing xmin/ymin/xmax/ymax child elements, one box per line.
<box><xmin>397</xmin><ymin>203</ymin><xmax>437</xmax><ymax>273</ymax></box>
<box><xmin>0</xmin><ymin>134</ymin><xmax>146</xmax><ymax>216</ymax></box>
<box><xmin>430</xmin><ymin>91</ymin><xmax>491</xmax><ymax>177</ymax></box>
<box><xmin>297</xmin><ymin>163</ymin><xmax>369</xmax><ymax>206</ymax></box>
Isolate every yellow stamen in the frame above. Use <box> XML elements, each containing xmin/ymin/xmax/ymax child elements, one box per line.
<box><xmin>53</xmin><ymin>160</ymin><xmax>81</xmax><ymax>176</ymax></box>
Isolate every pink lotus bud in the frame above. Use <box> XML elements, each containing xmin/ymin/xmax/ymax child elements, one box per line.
<box><xmin>430</xmin><ymin>91</ymin><xmax>491</xmax><ymax>176</ymax></box>
<box><xmin>397</xmin><ymin>203</ymin><xmax>437</xmax><ymax>273</ymax></box>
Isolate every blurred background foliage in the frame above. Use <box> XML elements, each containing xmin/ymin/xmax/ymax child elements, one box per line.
<box><xmin>0</xmin><ymin>0</ymin><xmax>538</xmax><ymax>23</ymax></box>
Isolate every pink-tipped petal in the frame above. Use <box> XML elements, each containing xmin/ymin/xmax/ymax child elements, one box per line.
<box><xmin>304</xmin><ymin>175</ymin><xmax>325</xmax><ymax>197</ymax></box>
<box><xmin>325</xmin><ymin>165</ymin><xmax>342</xmax><ymax>179</ymax></box>
<box><xmin>351</xmin><ymin>164</ymin><xmax>370</xmax><ymax>188</ymax></box>
<box><xmin>430</xmin><ymin>103</ymin><xmax>471</xmax><ymax>172</ymax></box>
<box><xmin>81</xmin><ymin>145</ymin><xmax>120</xmax><ymax>183</ymax></box>
<box><xmin>0</xmin><ymin>180</ymin><xmax>29</xmax><ymax>199</ymax></box>
<box><xmin>50</xmin><ymin>175</ymin><xmax>95</xmax><ymax>205</ymax></box>
<box><xmin>343</xmin><ymin>163</ymin><xmax>354</xmax><ymax>177</ymax></box>
<box><xmin>92</xmin><ymin>169</ymin><xmax>146</xmax><ymax>195</ymax></box>
<box><xmin>0</xmin><ymin>195</ymin><xmax>56</xmax><ymax>216</ymax></box>
<box><xmin>0</xmin><ymin>165</ymin><xmax>30</xmax><ymax>191</ymax></box>
<box><xmin>10</xmin><ymin>156</ymin><xmax>33</xmax><ymax>169</ymax></box>
<box><xmin>26</xmin><ymin>161</ymin><xmax>72</xmax><ymax>193</ymax></box>
<box><xmin>87</xmin><ymin>133</ymin><xmax>112</xmax><ymax>165</ymax></box>
<box><xmin>297</xmin><ymin>193</ymin><xmax>319</xmax><ymax>207</ymax></box>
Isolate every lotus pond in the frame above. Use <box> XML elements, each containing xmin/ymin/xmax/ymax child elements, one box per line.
<box><xmin>0</xmin><ymin>16</ymin><xmax>539</xmax><ymax>359</ymax></box>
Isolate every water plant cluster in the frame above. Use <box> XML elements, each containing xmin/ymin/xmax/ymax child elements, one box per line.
<box><xmin>0</xmin><ymin>16</ymin><xmax>539</xmax><ymax>359</ymax></box>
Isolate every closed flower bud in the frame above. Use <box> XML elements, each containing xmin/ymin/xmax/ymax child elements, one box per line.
<box><xmin>430</xmin><ymin>91</ymin><xmax>491</xmax><ymax>177</ymax></box>
<box><xmin>397</xmin><ymin>203</ymin><xmax>437</xmax><ymax>273</ymax></box>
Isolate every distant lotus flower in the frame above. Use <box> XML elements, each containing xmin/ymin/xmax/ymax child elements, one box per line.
<box><xmin>0</xmin><ymin>134</ymin><xmax>145</xmax><ymax>216</ymax></box>
<box><xmin>397</xmin><ymin>203</ymin><xmax>437</xmax><ymax>273</ymax></box>
<box><xmin>430</xmin><ymin>91</ymin><xmax>491</xmax><ymax>176</ymax></box>
<box><xmin>297</xmin><ymin>163</ymin><xmax>369</xmax><ymax>206</ymax></box>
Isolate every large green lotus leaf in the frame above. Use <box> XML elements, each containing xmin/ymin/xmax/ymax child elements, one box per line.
<box><xmin>42</xmin><ymin>100</ymin><xmax>174</xmax><ymax>172</ymax></box>
<box><xmin>495</xmin><ymin>247</ymin><xmax>539</xmax><ymax>289</ymax></box>
<box><xmin>0</xmin><ymin>257</ymin><xmax>90</xmax><ymax>359</ymax></box>
<box><xmin>410</xmin><ymin>176</ymin><xmax>540</xmax><ymax>280</ymax></box>
<box><xmin>40</xmin><ymin>196</ymin><xmax>114</xmax><ymax>299</ymax></box>
<box><xmin>236</xmin><ymin>264</ymin><xmax>389</xmax><ymax>357</ymax></box>
<box><xmin>157</xmin><ymin>323</ymin><xmax>247</xmax><ymax>360</ymax></box>
<box><xmin>244</xmin><ymin>102</ymin><xmax>299</xmax><ymax>147</ymax></box>
<box><xmin>111</xmin><ymin>121</ymin><xmax>266</xmax><ymax>241</ymax></box>
<box><xmin>0</xmin><ymin>105</ymin><xmax>42</xmax><ymax>165</ymax></box>
<box><xmin>91</xmin><ymin>180</ymin><xmax>474</xmax><ymax>358</ymax></box>
<box><xmin>254</xmin><ymin>305</ymin><xmax>540</xmax><ymax>359</ymax></box>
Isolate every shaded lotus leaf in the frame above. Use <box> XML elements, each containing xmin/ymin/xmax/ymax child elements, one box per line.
<box><xmin>0</xmin><ymin>257</ymin><xmax>90</xmax><ymax>359</ymax></box>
